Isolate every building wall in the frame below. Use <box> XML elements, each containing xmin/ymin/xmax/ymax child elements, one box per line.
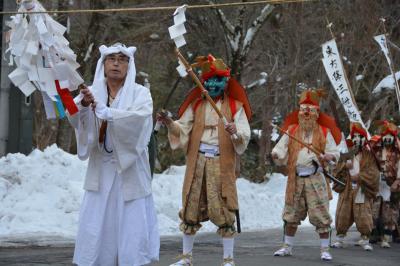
<box><xmin>0</xmin><ymin>0</ymin><xmax>33</xmax><ymax>156</ymax></box>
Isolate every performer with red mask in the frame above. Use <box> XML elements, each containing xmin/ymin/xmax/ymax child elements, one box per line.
<box><xmin>271</xmin><ymin>89</ymin><xmax>341</xmax><ymax>261</ymax></box>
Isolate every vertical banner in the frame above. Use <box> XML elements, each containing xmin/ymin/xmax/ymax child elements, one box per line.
<box><xmin>374</xmin><ymin>35</ymin><xmax>392</xmax><ymax>64</ymax></box>
<box><xmin>374</xmin><ymin>34</ymin><xmax>400</xmax><ymax>112</ymax></box>
<box><xmin>322</xmin><ymin>39</ymin><xmax>369</xmax><ymax>136</ymax></box>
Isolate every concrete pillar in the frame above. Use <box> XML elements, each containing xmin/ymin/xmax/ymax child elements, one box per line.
<box><xmin>0</xmin><ymin>0</ymin><xmax>13</xmax><ymax>156</ymax></box>
<box><xmin>0</xmin><ymin>0</ymin><xmax>33</xmax><ymax>156</ymax></box>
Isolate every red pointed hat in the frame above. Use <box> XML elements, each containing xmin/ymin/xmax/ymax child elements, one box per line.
<box><xmin>350</xmin><ymin>122</ymin><xmax>368</xmax><ymax>139</ymax></box>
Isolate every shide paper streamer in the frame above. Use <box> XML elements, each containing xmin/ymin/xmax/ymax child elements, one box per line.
<box><xmin>6</xmin><ymin>0</ymin><xmax>82</xmax><ymax>119</ymax></box>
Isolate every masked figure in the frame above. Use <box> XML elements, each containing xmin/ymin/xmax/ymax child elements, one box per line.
<box><xmin>370</xmin><ymin>120</ymin><xmax>400</xmax><ymax>248</ymax></box>
<box><xmin>271</xmin><ymin>89</ymin><xmax>341</xmax><ymax>261</ymax></box>
<box><xmin>157</xmin><ymin>55</ymin><xmax>252</xmax><ymax>266</ymax></box>
<box><xmin>332</xmin><ymin>123</ymin><xmax>379</xmax><ymax>251</ymax></box>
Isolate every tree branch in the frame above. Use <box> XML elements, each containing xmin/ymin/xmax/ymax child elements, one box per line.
<box><xmin>207</xmin><ymin>0</ymin><xmax>235</xmax><ymax>35</ymax></box>
<box><xmin>241</xmin><ymin>5</ymin><xmax>274</xmax><ymax>56</ymax></box>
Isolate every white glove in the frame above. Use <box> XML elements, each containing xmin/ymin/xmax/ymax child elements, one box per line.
<box><xmin>94</xmin><ymin>101</ymin><xmax>112</xmax><ymax>120</ymax></box>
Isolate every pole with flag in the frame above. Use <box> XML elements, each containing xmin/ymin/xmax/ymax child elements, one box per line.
<box><xmin>374</xmin><ymin>18</ymin><xmax>400</xmax><ymax>113</ymax></box>
<box><xmin>167</xmin><ymin>5</ymin><xmax>238</xmax><ymax>139</ymax></box>
<box><xmin>321</xmin><ymin>19</ymin><xmax>370</xmax><ymax>138</ymax></box>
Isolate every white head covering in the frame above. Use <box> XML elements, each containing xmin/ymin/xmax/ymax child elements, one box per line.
<box><xmin>93</xmin><ymin>43</ymin><xmax>137</xmax><ymax>82</ymax></box>
<box><xmin>20</xmin><ymin>0</ymin><xmax>37</xmax><ymax>11</ymax></box>
<box><xmin>91</xmin><ymin>43</ymin><xmax>139</xmax><ymax>109</ymax></box>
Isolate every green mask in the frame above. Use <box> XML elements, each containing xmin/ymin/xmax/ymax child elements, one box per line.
<box><xmin>204</xmin><ymin>76</ymin><xmax>228</xmax><ymax>98</ymax></box>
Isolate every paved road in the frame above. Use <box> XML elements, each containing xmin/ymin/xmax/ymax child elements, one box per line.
<box><xmin>1</xmin><ymin>228</ymin><xmax>399</xmax><ymax>266</ymax></box>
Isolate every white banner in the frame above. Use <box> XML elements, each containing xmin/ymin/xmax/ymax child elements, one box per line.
<box><xmin>374</xmin><ymin>34</ymin><xmax>392</xmax><ymax>66</ymax></box>
<box><xmin>321</xmin><ymin>39</ymin><xmax>369</xmax><ymax>134</ymax></box>
<box><xmin>374</xmin><ymin>34</ymin><xmax>400</xmax><ymax>113</ymax></box>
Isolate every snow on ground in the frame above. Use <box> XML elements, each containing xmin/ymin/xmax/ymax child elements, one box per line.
<box><xmin>0</xmin><ymin>145</ymin><xmax>338</xmax><ymax>244</ymax></box>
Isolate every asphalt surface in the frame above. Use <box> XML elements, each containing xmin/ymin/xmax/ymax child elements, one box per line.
<box><xmin>1</xmin><ymin>227</ymin><xmax>399</xmax><ymax>266</ymax></box>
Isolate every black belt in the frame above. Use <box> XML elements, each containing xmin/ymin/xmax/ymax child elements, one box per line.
<box><xmin>199</xmin><ymin>151</ymin><xmax>220</xmax><ymax>156</ymax></box>
<box><xmin>297</xmin><ymin>174</ymin><xmax>312</xmax><ymax>178</ymax></box>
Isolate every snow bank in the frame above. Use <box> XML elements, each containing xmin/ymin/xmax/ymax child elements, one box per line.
<box><xmin>0</xmin><ymin>146</ymin><xmax>85</xmax><ymax>242</ymax></box>
<box><xmin>0</xmin><ymin>145</ymin><xmax>338</xmax><ymax>244</ymax></box>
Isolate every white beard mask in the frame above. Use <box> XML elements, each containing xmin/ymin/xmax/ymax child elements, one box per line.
<box><xmin>351</xmin><ymin>134</ymin><xmax>365</xmax><ymax>148</ymax></box>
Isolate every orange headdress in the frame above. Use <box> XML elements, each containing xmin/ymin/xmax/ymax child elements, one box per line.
<box><xmin>376</xmin><ymin>120</ymin><xmax>398</xmax><ymax>136</ymax></box>
<box><xmin>191</xmin><ymin>54</ymin><xmax>231</xmax><ymax>81</ymax></box>
<box><xmin>298</xmin><ymin>89</ymin><xmax>327</xmax><ymax>107</ymax></box>
<box><xmin>281</xmin><ymin>89</ymin><xmax>341</xmax><ymax>145</ymax></box>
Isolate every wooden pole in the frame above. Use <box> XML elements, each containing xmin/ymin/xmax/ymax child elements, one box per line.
<box><xmin>271</xmin><ymin>123</ymin><xmax>323</xmax><ymax>155</ymax></box>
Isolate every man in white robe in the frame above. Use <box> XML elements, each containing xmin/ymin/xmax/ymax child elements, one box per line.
<box><xmin>68</xmin><ymin>43</ymin><xmax>159</xmax><ymax>266</ymax></box>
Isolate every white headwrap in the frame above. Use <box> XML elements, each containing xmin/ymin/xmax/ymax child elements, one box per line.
<box><xmin>91</xmin><ymin>43</ymin><xmax>139</xmax><ymax>110</ymax></box>
<box><xmin>20</xmin><ymin>0</ymin><xmax>37</xmax><ymax>10</ymax></box>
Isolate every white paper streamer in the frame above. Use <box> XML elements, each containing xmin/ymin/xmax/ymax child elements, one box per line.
<box><xmin>169</xmin><ymin>5</ymin><xmax>188</xmax><ymax>76</ymax></box>
<box><xmin>176</xmin><ymin>58</ymin><xmax>188</xmax><ymax>78</ymax></box>
<box><xmin>6</xmin><ymin>0</ymin><xmax>82</xmax><ymax>100</ymax></box>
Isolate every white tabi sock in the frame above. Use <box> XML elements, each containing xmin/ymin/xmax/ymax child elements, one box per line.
<box><xmin>223</xmin><ymin>238</ymin><xmax>235</xmax><ymax>259</ymax></box>
<box><xmin>284</xmin><ymin>235</ymin><xmax>294</xmax><ymax>246</ymax></box>
<box><xmin>183</xmin><ymin>234</ymin><xmax>195</xmax><ymax>254</ymax></box>
<box><xmin>336</xmin><ymin>235</ymin><xmax>345</xmax><ymax>242</ymax></box>
<box><xmin>321</xmin><ymin>238</ymin><xmax>330</xmax><ymax>248</ymax></box>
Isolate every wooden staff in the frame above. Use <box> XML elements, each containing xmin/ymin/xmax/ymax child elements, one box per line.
<box><xmin>271</xmin><ymin>123</ymin><xmax>345</xmax><ymax>186</ymax></box>
<box><xmin>175</xmin><ymin>48</ymin><xmax>238</xmax><ymax>139</ymax></box>
<box><xmin>271</xmin><ymin>123</ymin><xmax>324</xmax><ymax>155</ymax></box>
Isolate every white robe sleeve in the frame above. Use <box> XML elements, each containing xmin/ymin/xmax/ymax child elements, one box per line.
<box><xmin>325</xmin><ymin>131</ymin><xmax>340</xmax><ymax>162</ymax></box>
<box><xmin>167</xmin><ymin>106</ymin><xmax>194</xmax><ymax>151</ymax></box>
<box><xmin>67</xmin><ymin>93</ymin><xmax>96</xmax><ymax>160</ymax></box>
<box><xmin>231</xmin><ymin>107</ymin><xmax>250</xmax><ymax>155</ymax></box>
<box><xmin>109</xmin><ymin>87</ymin><xmax>153</xmax><ymax>173</ymax></box>
<box><xmin>272</xmin><ymin>134</ymin><xmax>289</xmax><ymax>166</ymax></box>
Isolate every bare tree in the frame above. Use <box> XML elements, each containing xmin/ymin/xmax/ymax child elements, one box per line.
<box><xmin>208</xmin><ymin>0</ymin><xmax>274</xmax><ymax>81</ymax></box>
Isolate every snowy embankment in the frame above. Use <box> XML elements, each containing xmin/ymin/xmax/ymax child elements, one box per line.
<box><xmin>0</xmin><ymin>145</ymin><xmax>338</xmax><ymax>245</ymax></box>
